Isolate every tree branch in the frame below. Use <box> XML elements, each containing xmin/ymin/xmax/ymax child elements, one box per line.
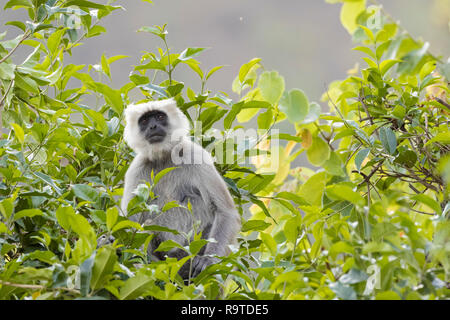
<box><xmin>0</xmin><ymin>31</ymin><xmax>31</xmax><ymax>65</ymax></box>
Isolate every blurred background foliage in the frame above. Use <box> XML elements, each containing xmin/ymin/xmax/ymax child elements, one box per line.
<box><xmin>0</xmin><ymin>0</ymin><xmax>448</xmax><ymax>300</ymax></box>
<box><xmin>1</xmin><ymin>0</ymin><xmax>448</xmax><ymax>103</ymax></box>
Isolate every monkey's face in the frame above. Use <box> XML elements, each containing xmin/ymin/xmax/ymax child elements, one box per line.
<box><xmin>138</xmin><ymin>110</ymin><xmax>169</xmax><ymax>144</ymax></box>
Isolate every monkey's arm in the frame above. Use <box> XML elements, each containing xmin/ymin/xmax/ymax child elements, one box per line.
<box><xmin>200</xmin><ymin>165</ymin><xmax>241</xmax><ymax>256</ymax></box>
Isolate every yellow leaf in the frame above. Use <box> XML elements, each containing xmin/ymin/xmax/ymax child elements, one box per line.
<box><xmin>301</xmin><ymin>129</ymin><xmax>312</xmax><ymax>149</ymax></box>
<box><xmin>11</xmin><ymin>123</ymin><xmax>25</xmax><ymax>144</ymax></box>
<box><xmin>340</xmin><ymin>0</ymin><xmax>366</xmax><ymax>34</ymax></box>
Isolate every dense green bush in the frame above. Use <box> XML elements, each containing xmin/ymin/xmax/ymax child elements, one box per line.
<box><xmin>0</xmin><ymin>0</ymin><xmax>448</xmax><ymax>300</ymax></box>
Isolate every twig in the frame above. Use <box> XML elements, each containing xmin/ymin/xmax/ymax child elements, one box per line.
<box><xmin>0</xmin><ymin>31</ymin><xmax>31</xmax><ymax>64</ymax></box>
<box><xmin>0</xmin><ymin>80</ymin><xmax>14</xmax><ymax>108</ymax></box>
<box><xmin>409</xmin><ymin>208</ymin><xmax>436</xmax><ymax>216</ymax></box>
<box><xmin>0</xmin><ymin>80</ymin><xmax>14</xmax><ymax>132</ymax></box>
<box><xmin>314</xmin><ymin>122</ymin><xmax>334</xmax><ymax>151</ymax></box>
<box><xmin>435</xmin><ymin>97</ymin><xmax>450</xmax><ymax>109</ymax></box>
<box><xmin>357</xmin><ymin>160</ymin><xmax>384</xmax><ymax>188</ymax></box>
<box><xmin>0</xmin><ymin>280</ymin><xmax>80</xmax><ymax>295</ymax></box>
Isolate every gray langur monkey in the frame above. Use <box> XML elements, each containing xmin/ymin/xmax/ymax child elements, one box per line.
<box><xmin>121</xmin><ymin>98</ymin><xmax>241</xmax><ymax>278</ymax></box>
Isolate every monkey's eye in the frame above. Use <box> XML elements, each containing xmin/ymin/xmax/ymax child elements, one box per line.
<box><xmin>156</xmin><ymin>114</ymin><xmax>166</xmax><ymax>121</ymax></box>
<box><xmin>140</xmin><ymin>118</ymin><xmax>149</xmax><ymax>125</ymax></box>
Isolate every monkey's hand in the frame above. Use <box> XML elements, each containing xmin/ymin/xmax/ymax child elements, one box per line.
<box><xmin>191</xmin><ymin>255</ymin><xmax>218</xmax><ymax>277</ymax></box>
<box><xmin>97</xmin><ymin>235</ymin><xmax>116</xmax><ymax>248</ymax></box>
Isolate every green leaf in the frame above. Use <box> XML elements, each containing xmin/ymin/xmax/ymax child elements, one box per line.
<box><xmin>380</xmin><ymin>59</ymin><xmax>402</xmax><ymax>75</ymax></box>
<box><xmin>425</xmin><ymin>131</ymin><xmax>450</xmax><ymax>146</ymax></box>
<box><xmin>56</xmin><ymin>206</ymin><xmax>96</xmax><ymax>256</ymax></box>
<box><xmin>359</xmin><ymin>25</ymin><xmax>374</xmax><ymax>42</ymax></box>
<box><xmin>238</xmin><ymin>58</ymin><xmax>261</xmax><ymax>83</ymax></box>
<box><xmin>95</xmin><ymin>83</ymin><xmax>124</xmax><ymax>114</ymax></box>
<box><xmin>298</xmin><ymin>171</ymin><xmax>326</xmax><ymax>206</ymax></box>
<box><xmin>72</xmin><ymin>184</ymin><xmax>99</xmax><ymax>202</ymax></box>
<box><xmin>302</xmin><ymin>102</ymin><xmax>321</xmax><ymax>124</ymax></box>
<box><xmin>107</xmin><ymin>55</ymin><xmax>130</xmax><ymax>64</ymax></box>
<box><xmin>394</xmin><ymin>149</ymin><xmax>417</xmax><ymax>168</ymax></box>
<box><xmin>143</xmin><ymin>225</ymin><xmax>180</xmax><ymax>235</ymax></box>
<box><xmin>329</xmin><ymin>241</ymin><xmax>355</xmax><ymax>259</ymax></box>
<box><xmin>339</xmin><ymin>268</ymin><xmax>368</xmax><ymax>284</ymax></box>
<box><xmin>111</xmin><ymin>220</ymin><xmax>143</xmax><ymax>233</ymax></box>
<box><xmin>86</xmin><ymin>109</ymin><xmax>108</xmax><ymax>136</ymax></box>
<box><xmin>323</xmin><ymin>151</ymin><xmax>345</xmax><ymax>177</ymax></box>
<box><xmin>138</xmin><ymin>25</ymin><xmax>168</xmax><ymax>40</ymax></box>
<box><xmin>47</xmin><ymin>28</ymin><xmax>65</xmax><ymax>56</ymax></box>
<box><xmin>14</xmin><ymin>73</ymin><xmax>39</xmax><ymax>93</ymax></box>
<box><xmin>120</xmin><ymin>272</ymin><xmax>155</xmax><ymax>300</ymax></box>
<box><xmin>354</xmin><ymin>148</ymin><xmax>370</xmax><ymax>172</ymax></box>
<box><xmin>412</xmin><ymin>194</ymin><xmax>442</xmax><ymax>215</ymax></box>
<box><xmin>307</xmin><ymin>137</ymin><xmax>331</xmax><ymax>166</ymax></box>
<box><xmin>276</xmin><ymin>192</ymin><xmax>309</xmax><ymax>205</ymax></box>
<box><xmin>154</xmin><ymin>239</ymin><xmax>185</xmax><ymax>252</ymax></box>
<box><xmin>375</xmin><ymin>291</ymin><xmax>401</xmax><ymax>300</ymax></box>
<box><xmin>0</xmin><ymin>63</ymin><xmax>16</xmax><ymax>80</ymax></box>
<box><xmin>86</xmin><ymin>25</ymin><xmax>107</xmax><ymax>38</ymax></box>
<box><xmin>205</xmin><ymin>65</ymin><xmax>225</xmax><ymax>81</ymax></box>
<box><xmin>330</xmin><ymin>281</ymin><xmax>357</xmax><ymax>300</ymax></box>
<box><xmin>326</xmin><ymin>184</ymin><xmax>365</xmax><ymax>206</ymax></box>
<box><xmin>257</xmin><ymin>108</ymin><xmax>273</xmax><ymax>130</ymax></box>
<box><xmin>139</xmin><ymin>83</ymin><xmax>168</xmax><ymax>98</ymax></box>
<box><xmin>241</xmin><ymin>220</ymin><xmax>271</xmax><ymax>232</ymax></box>
<box><xmin>279</xmin><ymin>89</ymin><xmax>310</xmax><ymax>123</ymax></box>
<box><xmin>34</xmin><ymin>171</ymin><xmax>63</xmax><ymax>195</ymax></box>
<box><xmin>13</xmin><ymin>209</ymin><xmax>43</xmax><ymax>221</ymax></box>
<box><xmin>283</xmin><ymin>216</ymin><xmax>302</xmax><ymax>244</ymax></box>
<box><xmin>90</xmin><ymin>246</ymin><xmax>117</xmax><ymax>290</ymax></box>
<box><xmin>257</xmin><ymin>71</ymin><xmax>285</xmax><ymax>105</ymax></box>
<box><xmin>134</xmin><ymin>60</ymin><xmax>166</xmax><ymax>72</ymax></box>
<box><xmin>63</xmin><ymin>0</ymin><xmax>110</xmax><ymax>10</ymax></box>
<box><xmin>106</xmin><ymin>207</ymin><xmax>119</xmax><ymax>231</ymax></box>
<box><xmin>392</xmin><ymin>105</ymin><xmax>406</xmax><ymax>119</ymax></box>
<box><xmin>353</xmin><ymin>46</ymin><xmax>376</xmax><ymax>59</ymax></box>
<box><xmin>376</xmin><ymin>40</ymin><xmax>392</xmax><ymax>60</ymax></box>
<box><xmin>80</xmin><ymin>253</ymin><xmax>95</xmax><ymax>296</ymax></box>
<box><xmin>189</xmin><ymin>239</ymin><xmax>208</xmax><ymax>256</ymax></box>
<box><xmin>0</xmin><ymin>198</ymin><xmax>14</xmax><ymax>220</ymax></box>
<box><xmin>379</xmin><ymin>127</ymin><xmax>397</xmax><ymax>155</ymax></box>
<box><xmin>260</xmin><ymin>232</ymin><xmax>277</xmax><ymax>256</ymax></box>
<box><xmin>4</xmin><ymin>0</ymin><xmax>32</xmax><ymax>10</ymax></box>
<box><xmin>178</xmin><ymin>47</ymin><xmax>207</xmax><ymax>61</ymax></box>
<box><xmin>101</xmin><ymin>53</ymin><xmax>111</xmax><ymax>79</ymax></box>
<box><xmin>153</xmin><ymin>167</ymin><xmax>177</xmax><ymax>186</ymax></box>
<box><xmin>161</xmin><ymin>200</ymin><xmax>181</xmax><ymax>212</ymax></box>
<box><xmin>11</xmin><ymin>123</ymin><xmax>25</xmax><ymax>144</ymax></box>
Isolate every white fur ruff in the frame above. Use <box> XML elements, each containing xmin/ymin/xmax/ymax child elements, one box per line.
<box><xmin>124</xmin><ymin>98</ymin><xmax>191</xmax><ymax>161</ymax></box>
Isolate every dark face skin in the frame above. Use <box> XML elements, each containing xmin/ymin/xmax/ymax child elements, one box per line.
<box><xmin>138</xmin><ymin>110</ymin><xmax>168</xmax><ymax>144</ymax></box>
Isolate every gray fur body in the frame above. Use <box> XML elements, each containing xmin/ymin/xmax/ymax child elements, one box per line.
<box><xmin>121</xmin><ymin>99</ymin><xmax>241</xmax><ymax>278</ymax></box>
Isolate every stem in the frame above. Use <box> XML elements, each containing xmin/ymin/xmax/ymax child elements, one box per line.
<box><xmin>163</xmin><ymin>39</ymin><xmax>172</xmax><ymax>85</ymax></box>
<box><xmin>314</xmin><ymin>122</ymin><xmax>334</xmax><ymax>151</ymax></box>
<box><xmin>0</xmin><ymin>31</ymin><xmax>31</xmax><ymax>65</ymax></box>
<box><xmin>0</xmin><ymin>80</ymin><xmax>14</xmax><ymax>131</ymax></box>
<box><xmin>0</xmin><ymin>280</ymin><xmax>80</xmax><ymax>295</ymax></box>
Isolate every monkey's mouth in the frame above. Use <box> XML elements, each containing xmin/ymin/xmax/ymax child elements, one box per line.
<box><xmin>146</xmin><ymin>133</ymin><xmax>166</xmax><ymax>143</ymax></box>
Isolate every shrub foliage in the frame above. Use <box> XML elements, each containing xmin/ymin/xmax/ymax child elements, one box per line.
<box><xmin>0</xmin><ymin>0</ymin><xmax>448</xmax><ymax>300</ymax></box>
